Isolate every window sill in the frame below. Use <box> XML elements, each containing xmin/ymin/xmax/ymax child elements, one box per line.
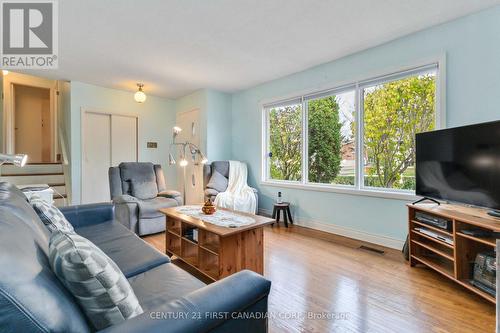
<box><xmin>260</xmin><ymin>181</ymin><xmax>418</xmax><ymax>201</ymax></box>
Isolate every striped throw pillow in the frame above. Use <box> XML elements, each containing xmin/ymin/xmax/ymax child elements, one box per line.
<box><xmin>30</xmin><ymin>195</ymin><xmax>74</xmax><ymax>233</ymax></box>
<box><xmin>49</xmin><ymin>231</ymin><xmax>143</xmax><ymax>330</ymax></box>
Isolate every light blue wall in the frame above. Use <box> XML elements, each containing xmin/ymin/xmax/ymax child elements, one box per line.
<box><xmin>70</xmin><ymin>82</ymin><xmax>177</xmax><ymax>204</ymax></box>
<box><xmin>231</xmin><ymin>6</ymin><xmax>500</xmax><ymax>243</ymax></box>
<box><xmin>206</xmin><ymin>90</ymin><xmax>232</xmax><ymax>161</ymax></box>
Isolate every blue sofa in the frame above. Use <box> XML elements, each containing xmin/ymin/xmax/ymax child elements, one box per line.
<box><xmin>0</xmin><ymin>182</ymin><xmax>271</xmax><ymax>332</ymax></box>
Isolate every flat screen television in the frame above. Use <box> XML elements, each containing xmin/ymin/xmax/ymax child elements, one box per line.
<box><xmin>416</xmin><ymin>120</ymin><xmax>500</xmax><ymax>213</ymax></box>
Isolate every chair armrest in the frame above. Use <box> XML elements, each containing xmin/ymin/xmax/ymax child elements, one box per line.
<box><xmin>60</xmin><ymin>203</ymin><xmax>114</xmax><ymax>228</ymax></box>
<box><xmin>204</xmin><ymin>188</ymin><xmax>219</xmax><ymax>197</ymax></box>
<box><xmin>158</xmin><ymin>190</ymin><xmax>183</xmax><ymax>206</ymax></box>
<box><xmin>99</xmin><ymin>270</ymin><xmax>271</xmax><ymax>333</ymax></box>
<box><xmin>158</xmin><ymin>190</ymin><xmax>181</xmax><ymax>198</ymax></box>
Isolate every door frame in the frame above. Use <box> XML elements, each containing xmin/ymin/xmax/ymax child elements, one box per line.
<box><xmin>2</xmin><ymin>72</ymin><xmax>58</xmax><ymax>161</ymax></box>
<box><xmin>80</xmin><ymin>108</ymin><xmax>139</xmax><ymax>203</ymax></box>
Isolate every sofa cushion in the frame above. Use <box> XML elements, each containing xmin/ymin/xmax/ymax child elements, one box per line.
<box><xmin>137</xmin><ymin>197</ymin><xmax>178</xmax><ymax>219</ymax></box>
<box><xmin>0</xmin><ymin>182</ymin><xmax>50</xmax><ymax>244</ymax></box>
<box><xmin>130</xmin><ymin>180</ymin><xmax>158</xmax><ymax>200</ymax></box>
<box><xmin>128</xmin><ymin>263</ymin><xmax>206</xmax><ymax>311</ymax></box>
<box><xmin>75</xmin><ymin>220</ymin><xmax>170</xmax><ymax>277</ymax></box>
<box><xmin>0</xmin><ymin>183</ymin><xmax>90</xmax><ymax>333</ymax></box>
<box><xmin>206</xmin><ymin>170</ymin><xmax>228</xmax><ymax>193</ymax></box>
<box><xmin>30</xmin><ymin>195</ymin><xmax>75</xmax><ymax>233</ymax></box>
<box><xmin>49</xmin><ymin>231</ymin><xmax>144</xmax><ymax>330</ymax></box>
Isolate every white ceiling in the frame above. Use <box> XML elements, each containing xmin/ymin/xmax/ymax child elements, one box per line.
<box><xmin>24</xmin><ymin>0</ymin><xmax>500</xmax><ymax>98</ymax></box>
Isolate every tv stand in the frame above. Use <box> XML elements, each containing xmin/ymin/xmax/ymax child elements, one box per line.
<box><xmin>412</xmin><ymin>197</ymin><xmax>441</xmax><ymax>205</ymax></box>
<box><xmin>408</xmin><ymin>202</ymin><xmax>498</xmax><ymax>304</ymax></box>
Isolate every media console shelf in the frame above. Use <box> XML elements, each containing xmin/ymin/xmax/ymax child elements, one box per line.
<box><xmin>408</xmin><ymin>203</ymin><xmax>499</xmax><ymax>304</ymax></box>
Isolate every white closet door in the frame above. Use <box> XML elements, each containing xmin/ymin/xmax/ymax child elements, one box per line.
<box><xmin>82</xmin><ymin>112</ymin><xmax>138</xmax><ymax>204</ymax></box>
<box><xmin>82</xmin><ymin>113</ymin><xmax>111</xmax><ymax>204</ymax></box>
<box><xmin>111</xmin><ymin>115</ymin><xmax>137</xmax><ymax>165</ymax></box>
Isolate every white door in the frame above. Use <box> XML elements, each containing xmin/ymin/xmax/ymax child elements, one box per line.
<box><xmin>82</xmin><ymin>113</ymin><xmax>111</xmax><ymax>204</ymax></box>
<box><xmin>176</xmin><ymin>109</ymin><xmax>203</xmax><ymax>204</ymax></box>
<box><xmin>111</xmin><ymin>115</ymin><xmax>137</xmax><ymax>165</ymax></box>
<box><xmin>82</xmin><ymin>112</ymin><xmax>138</xmax><ymax>204</ymax></box>
<box><xmin>14</xmin><ymin>85</ymin><xmax>52</xmax><ymax>162</ymax></box>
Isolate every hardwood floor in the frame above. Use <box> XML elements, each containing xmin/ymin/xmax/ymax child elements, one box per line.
<box><xmin>143</xmin><ymin>225</ymin><xmax>495</xmax><ymax>333</ymax></box>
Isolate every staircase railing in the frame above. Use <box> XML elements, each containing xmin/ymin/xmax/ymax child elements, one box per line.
<box><xmin>58</xmin><ymin>125</ymin><xmax>71</xmax><ymax>204</ymax></box>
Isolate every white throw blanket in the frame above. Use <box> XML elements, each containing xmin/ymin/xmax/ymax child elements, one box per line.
<box><xmin>214</xmin><ymin>161</ymin><xmax>256</xmax><ymax>214</ymax></box>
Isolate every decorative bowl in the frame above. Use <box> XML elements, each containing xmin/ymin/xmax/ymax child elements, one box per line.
<box><xmin>201</xmin><ymin>200</ymin><xmax>216</xmax><ymax>215</ymax></box>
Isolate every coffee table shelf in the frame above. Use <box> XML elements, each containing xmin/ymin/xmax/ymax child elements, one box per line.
<box><xmin>166</xmin><ymin>219</ymin><xmax>181</xmax><ymax>236</ymax></box>
<box><xmin>166</xmin><ymin>233</ymin><xmax>181</xmax><ymax>257</ymax></box>
<box><xmin>161</xmin><ymin>207</ymin><xmax>274</xmax><ymax>281</ymax></box>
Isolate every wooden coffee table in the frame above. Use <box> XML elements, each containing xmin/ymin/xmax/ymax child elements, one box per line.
<box><xmin>159</xmin><ymin>207</ymin><xmax>274</xmax><ymax>281</ymax></box>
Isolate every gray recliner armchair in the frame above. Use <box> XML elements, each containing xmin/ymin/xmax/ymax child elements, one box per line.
<box><xmin>109</xmin><ymin>162</ymin><xmax>182</xmax><ymax>236</ymax></box>
<box><xmin>203</xmin><ymin>161</ymin><xmax>259</xmax><ymax>214</ymax></box>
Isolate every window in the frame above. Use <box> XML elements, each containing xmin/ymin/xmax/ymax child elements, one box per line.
<box><xmin>267</xmin><ymin>100</ymin><xmax>302</xmax><ymax>181</ymax></box>
<box><xmin>307</xmin><ymin>90</ymin><xmax>355</xmax><ymax>185</ymax></box>
<box><xmin>263</xmin><ymin>63</ymin><xmax>440</xmax><ymax>194</ymax></box>
<box><xmin>362</xmin><ymin>71</ymin><xmax>436</xmax><ymax>190</ymax></box>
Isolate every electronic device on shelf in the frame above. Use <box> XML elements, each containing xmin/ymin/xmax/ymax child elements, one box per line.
<box><xmin>471</xmin><ymin>252</ymin><xmax>496</xmax><ymax>297</ymax></box>
<box><xmin>414</xmin><ymin>227</ymin><xmax>454</xmax><ymax>245</ymax></box>
<box><xmin>415</xmin><ymin>120</ymin><xmax>500</xmax><ymax>217</ymax></box>
<box><xmin>415</xmin><ymin>211</ymin><xmax>452</xmax><ymax>231</ymax></box>
<box><xmin>461</xmin><ymin>229</ymin><xmax>500</xmax><ymax>238</ymax></box>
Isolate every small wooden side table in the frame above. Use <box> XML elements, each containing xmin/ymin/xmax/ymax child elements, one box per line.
<box><xmin>272</xmin><ymin>202</ymin><xmax>293</xmax><ymax>227</ymax></box>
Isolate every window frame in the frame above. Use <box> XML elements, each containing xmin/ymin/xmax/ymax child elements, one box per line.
<box><xmin>303</xmin><ymin>85</ymin><xmax>357</xmax><ymax>187</ymax></box>
<box><xmin>263</xmin><ymin>98</ymin><xmax>304</xmax><ymax>184</ymax></box>
<box><xmin>261</xmin><ymin>60</ymin><xmax>445</xmax><ymax>200</ymax></box>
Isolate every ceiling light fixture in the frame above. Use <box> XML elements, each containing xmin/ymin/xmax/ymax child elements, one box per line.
<box><xmin>134</xmin><ymin>83</ymin><xmax>146</xmax><ymax>103</ymax></box>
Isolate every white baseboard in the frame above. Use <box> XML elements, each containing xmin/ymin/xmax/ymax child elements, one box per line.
<box><xmin>259</xmin><ymin>208</ymin><xmax>405</xmax><ymax>250</ymax></box>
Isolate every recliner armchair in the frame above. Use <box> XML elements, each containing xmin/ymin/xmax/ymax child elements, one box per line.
<box><xmin>203</xmin><ymin>161</ymin><xmax>259</xmax><ymax>214</ymax></box>
<box><xmin>109</xmin><ymin>162</ymin><xmax>182</xmax><ymax>236</ymax></box>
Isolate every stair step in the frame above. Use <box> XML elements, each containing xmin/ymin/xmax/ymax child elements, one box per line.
<box><xmin>2</xmin><ymin>162</ymin><xmax>62</xmax><ymax>165</ymax></box>
<box><xmin>27</xmin><ymin>162</ymin><xmax>62</xmax><ymax>165</ymax></box>
<box><xmin>54</xmin><ymin>197</ymin><xmax>67</xmax><ymax>207</ymax></box>
<box><xmin>0</xmin><ymin>174</ymin><xmax>65</xmax><ymax>185</ymax></box>
<box><xmin>48</xmin><ymin>183</ymin><xmax>65</xmax><ymax>187</ymax></box>
<box><xmin>1</xmin><ymin>163</ymin><xmax>63</xmax><ymax>175</ymax></box>
<box><xmin>50</xmin><ymin>185</ymin><xmax>66</xmax><ymax>196</ymax></box>
<box><xmin>1</xmin><ymin>172</ymin><xmax>63</xmax><ymax>177</ymax></box>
